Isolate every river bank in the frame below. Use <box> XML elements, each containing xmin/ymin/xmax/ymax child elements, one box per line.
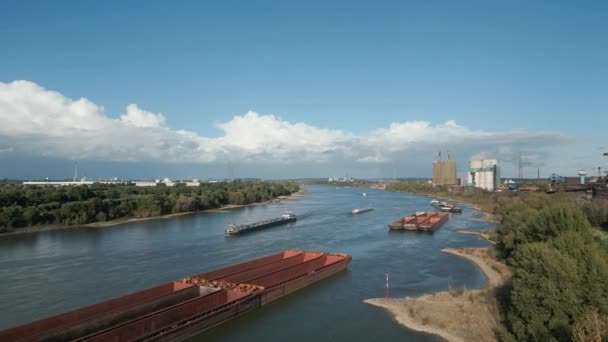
<box><xmin>0</xmin><ymin>188</ymin><xmax>308</xmax><ymax>237</ymax></box>
<box><xmin>365</xmin><ymin>206</ymin><xmax>509</xmax><ymax>342</ymax></box>
<box><xmin>384</xmin><ymin>189</ymin><xmax>499</xmax><ymax>223</ymax></box>
<box><xmin>457</xmin><ymin>229</ymin><xmax>497</xmax><ymax>245</ymax></box>
<box><xmin>365</xmin><ymin>247</ymin><xmax>510</xmax><ymax>342</ymax></box>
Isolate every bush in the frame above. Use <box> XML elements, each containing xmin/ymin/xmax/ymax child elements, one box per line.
<box><xmin>572</xmin><ymin>309</ymin><xmax>608</xmax><ymax>342</ymax></box>
<box><xmin>582</xmin><ymin>199</ymin><xmax>608</xmax><ymax>230</ymax></box>
<box><xmin>505</xmin><ymin>232</ymin><xmax>608</xmax><ymax>341</ymax></box>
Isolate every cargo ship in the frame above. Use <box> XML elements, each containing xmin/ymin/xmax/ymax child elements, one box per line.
<box><xmin>352</xmin><ymin>208</ymin><xmax>374</xmax><ymax>215</ymax></box>
<box><xmin>0</xmin><ymin>250</ymin><xmax>351</xmax><ymax>342</ymax></box>
<box><xmin>225</xmin><ymin>211</ymin><xmax>296</xmax><ymax>235</ymax></box>
<box><xmin>389</xmin><ymin>211</ymin><xmax>449</xmax><ymax>233</ymax></box>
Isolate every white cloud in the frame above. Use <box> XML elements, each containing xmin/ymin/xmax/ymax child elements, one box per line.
<box><xmin>0</xmin><ymin>80</ymin><xmax>570</xmax><ymax>169</ymax></box>
<box><xmin>120</xmin><ymin>104</ymin><xmax>166</xmax><ymax>128</ymax></box>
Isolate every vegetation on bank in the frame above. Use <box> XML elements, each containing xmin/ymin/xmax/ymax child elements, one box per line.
<box><xmin>387</xmin><ymin>181</ymin><xmax>608</xmax><ymax>341</ymax></box>
<box><xmin>0</xmin><ymin>181</ymin><xmax>299</xmax><ymax>232</ymax></box>
<box><xmin>386</xmin><ymin>181</ymin><xmax>608</xmax><ymax>231</ymax></box>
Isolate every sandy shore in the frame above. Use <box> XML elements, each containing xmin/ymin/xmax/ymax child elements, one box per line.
<box><xmin>365</xmin><ymin>247</ymin><xmax>510</xmax><ymax>342</ymax></box>
<box><xmin>0</xmin><ymin>189</ymin><xmax>308</xmax><ymax>236</ymax></box>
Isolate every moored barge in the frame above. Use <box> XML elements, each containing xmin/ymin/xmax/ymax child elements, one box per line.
<box><xmin>389</xmin><ymin>211</ymin><xmax>449</xmax><ymax>233</ymax></box>
<box><xmin>0</xmin><ymin>250</ymin><xmax>351</xmax><ymax>342</ymax></box>
<box><xmin>431</xmin><ymin>200</ymin><xmax>462</xmax><ymax>213</ymax></box>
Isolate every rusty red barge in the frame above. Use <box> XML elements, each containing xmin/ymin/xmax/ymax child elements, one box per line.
<box><xmin>0</xmin><ymin>250</ymin><xmax>351</xmax><ymax>342</ymax></box>
<box><xmin>388</xmin><ymin>211</ymin><xmax>449</xmax><ymax>233</ymax></box>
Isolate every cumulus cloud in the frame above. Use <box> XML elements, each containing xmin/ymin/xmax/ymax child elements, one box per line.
<box><xmin>120</xmin><ymin>104</ymin><xmax>166</xmax><ymax>128</ymax></box>
<box><xmin>0</xmin><ymin>80</ymin><xmax>570</xmax><ymax>168</ymax></box>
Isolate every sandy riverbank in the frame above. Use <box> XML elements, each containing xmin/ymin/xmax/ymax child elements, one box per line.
<box><xmin>365</xmin><ymin>245</ymin><xmax>511</xmax><ymax>342</ymax></box>
<box><xmin>385</xmin><ymin>188</ymin><xmax>500</xmax><ymax>223</ymax></box>
<box><xmin>392</xmin><ymin>190</ymin><xmax>482</xmax><ymax>211</ymax></box>
<box><xmin>0</xmin><ymin>189</ymin><xmax>308</xmax><ymax>237</ymax></box>
<box><xmin>425</xmin><ymin>195</ymin><xmax>500</xmax><ymax>223</ymax></box>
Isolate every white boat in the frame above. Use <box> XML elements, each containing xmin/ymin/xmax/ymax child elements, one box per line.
<box><xmin>439</xmin><ymin>206</ymin><xmax>452</xmax><ymax>212</ymax></box>
<box><xmin>430</xmin><ymin>199</ymin><xmax>440</xmax><ymax>205</ymax></box>
<box><xmin>352</xmin><ymin>208</ymin><xmax>374</xmax><ymax>215</ymax></box>
<box><xmin>362</xmin><ymin>192</ymin><xmax>367</xmax><ymax>197</ymax></box>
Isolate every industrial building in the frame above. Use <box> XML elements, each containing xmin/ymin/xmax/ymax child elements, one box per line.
<box><xmin>23</xmin><ymin>178</ymin><xmax>202</xmax><ymax>187</ymax></box>
<box><xmin>432</xmin><ymin>152</ymin><xmax>457</xmax><ymax>185</ymax></box>
<box><xmin>22</xmin><ymin>179</ymin><xmax>124</xmax><ymax>186</ymax></box>
<box><xmin>468</xmin><ymin>159</ymin><xmax>500</xmax><ymax>191</ymax></box>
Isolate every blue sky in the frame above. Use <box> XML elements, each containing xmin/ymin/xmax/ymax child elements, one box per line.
<box><xmin>0</xmin><ymin>1</ymin><xmax>606</xmax><ymax>179</ymax></box>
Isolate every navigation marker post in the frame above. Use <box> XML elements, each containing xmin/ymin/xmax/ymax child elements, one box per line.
<box><xmin>386</xmin><ymin>272</ymin><xmax>390</xmax><ymax>300</ymax></box>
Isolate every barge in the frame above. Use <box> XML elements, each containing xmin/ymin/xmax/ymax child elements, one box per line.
<box><xmin>0</xmin><ymin>250</ymin><xmax>351</xmax><ymax>342</ymax></box>
<box><xmin>432</xmin><ymin>200</ymin><xmax>462</xmax><ymax>213</ymax></box>
<box><xmin>225</xmin><ymin>211</ymin><xmax>296</xmax><ymax>235</ymax></box>
<box><xmin>352</xmin><ymin>208</ymin><xmax>374</xmax><ymax>215</ymax></box>
<box><xmin>389</xmin><ymin>211</ymin><xmax>449</xmax><ymax>233</ymax></box>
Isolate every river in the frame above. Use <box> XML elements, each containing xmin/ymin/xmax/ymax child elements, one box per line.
<box><xmin>0</xmin><ymin>185</ymin><xmax>493</xmax><ymax>341</ymax></box>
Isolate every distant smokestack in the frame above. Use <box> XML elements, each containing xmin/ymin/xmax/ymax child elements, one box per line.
<box><xmin>518</xmin><ymin>153</ymin><xmax>523</xmax><ymax>179</ymax></box>
<box><xmin>447</xmin><ymin>150</ymin><xmax>451</xmax><ymax>160</ymax></box>
<box><xmin>438</xmin><ymin>151</ymin><xmax>442</xmax><ymax>161</ymax></box>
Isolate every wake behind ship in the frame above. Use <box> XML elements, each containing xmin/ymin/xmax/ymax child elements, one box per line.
<box><xmin>225</xmin><ymin>211</ymin><xmax>296</xmax><ymax>235</ymax></box>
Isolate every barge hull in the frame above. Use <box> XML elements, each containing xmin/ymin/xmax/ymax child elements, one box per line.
<box><xmin>389</xmin><ymin>212</ymin><xmax>449</xmax><ymax>233</ymax></box>
<box><xmin>1</xmin><ymin>250</ymin><xmax>351</xmax><ymax>342</ymax></box>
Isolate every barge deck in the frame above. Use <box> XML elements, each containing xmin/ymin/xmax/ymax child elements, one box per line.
<box><xmin>0</xmin><ymin>250</ymin><xmax>351</xmax><ymax>342</ymax></box>
<box><xmin>389</xmin><ymin>211</ymin><xmax>449</xmax><ymax>233</ymax></box>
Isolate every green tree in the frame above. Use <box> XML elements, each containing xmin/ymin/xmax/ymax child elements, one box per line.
<box><xmin>507</xmin><ymin>242</ymin><xmax>583</xmax><ymax>341</ymax></box>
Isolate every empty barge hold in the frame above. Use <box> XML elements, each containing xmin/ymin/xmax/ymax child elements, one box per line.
<box><xmin>389</xmin><ymin>211</ymin><xmax>449</xmax><ymax>233</ymax></box>
<box><xmin>352</xmin><ymin>208</ymin><xmax>374</xmax><ymax>215</ymax></box>
<box><xmin>225</xmin><ymin>211</ymin><xmax>296</xmax><ymax>235</ymax></box>
<box><xmin>0</xmin><ymin>250</ymin><xmax>351</xmax><ymax>342</ymax></box>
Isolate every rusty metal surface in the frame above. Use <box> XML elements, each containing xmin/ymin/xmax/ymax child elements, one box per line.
<box><xmin>189</xmin><ymin>250</ymin><xmax>303</xmax><ymax>282</ymax></box>
<box><xmin>261</xmin><ymin>255</ymin><xmax>351</xmax><ymax>305</ymax></box>
<box><xmin>221</xmin><ymin>252</ymin><xmax>307</xmax><ymax>284</ymax></box>
<box><xmin>83</xmin><ymin>287</ymin><xmax>259</xmax><ymax>342</ymax></box>
<box><xmin>248</xmin><ymin>254</ymin><xmax>331</xmax><ymax>289</ymax></box>
<box><xmin>0</xmin><ymin>250</ymin><xmax>351</xmax><ymax>342</ymax></box>
<box><xmin>37</xmin><ymin>285</ymin><xmax>201</xmax><ymax>341</ymax></box>
<box><xmin>0</xmin><ymin>282</ymin><xmax>184</xmax><ymax>342</ymax></box>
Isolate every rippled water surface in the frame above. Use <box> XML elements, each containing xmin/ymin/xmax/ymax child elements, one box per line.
<box><xmin>0</xmin><ymin>185</ymin><xmax>494</xmax><ymax>340</ymax></box>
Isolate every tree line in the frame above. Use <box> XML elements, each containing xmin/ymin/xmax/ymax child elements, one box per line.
<box><xmin>496</xmin><ymin>206</ymin><xmax>608</xmax><ymax>341</ymax></box>
<box><xmin>386</xmin><ymin>181</ymin><xmax>608</xmax><ymax>231</ymax></box>
<box><xmin>0</xmin><ymin>181</ymin><xmax>299</xmax><ymax>232</ymax></box>
<box><xmin>387</xmin><ymin>181</ymin><xmax>608</xmax><ymax>341</ymax></box>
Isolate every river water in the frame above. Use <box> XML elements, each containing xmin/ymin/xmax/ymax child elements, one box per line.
<box><xmin>0</xmin><ymin>185</ymin><xmax>493</xmax><ymax>340</ymax></box>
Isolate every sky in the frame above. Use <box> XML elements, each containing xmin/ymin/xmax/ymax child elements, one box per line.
<box><xmin>0</xmin><ymin>1</ymin><xmax>606</xmax><ymax>180</ymax></box>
